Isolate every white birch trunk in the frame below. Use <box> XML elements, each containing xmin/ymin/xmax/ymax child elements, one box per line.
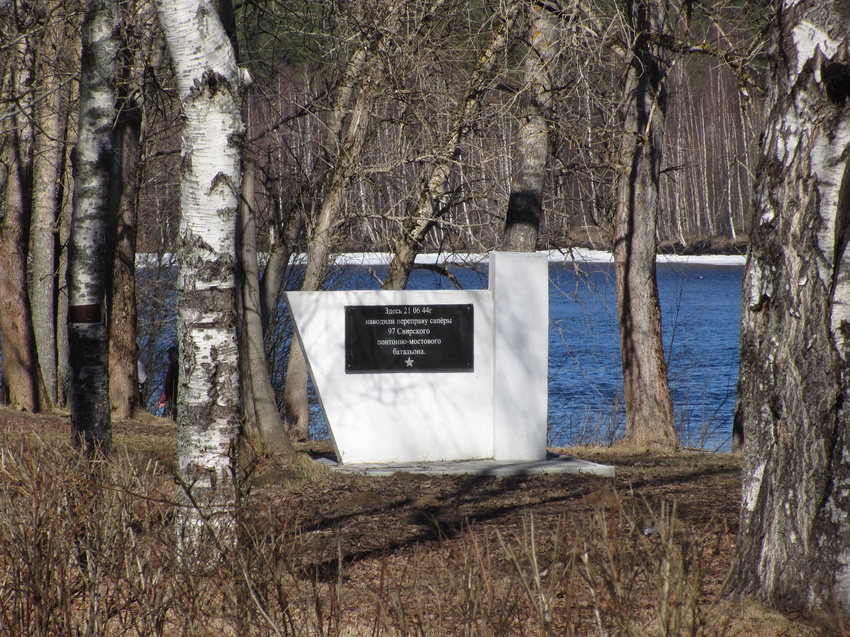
<box><xmin>154</xmin><ymin>0</ymin><xmax>243</xmax><ymax>544</ymax></box>
<box><xmin>68</xmin><ymin>0</ymin><xmax>117</xmax><ymax>451</ymax></box>
<box><xmin>502</xmin><ymin>1</ymin><xmax>558</xmax><ymax>252</ymax></box>
<box><xmin>730</xmin><ymin>0</ymin><xmax>850</xmax><ymax>612</ymax></box>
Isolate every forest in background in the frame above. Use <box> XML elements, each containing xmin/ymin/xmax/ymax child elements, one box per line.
<box><xmin>135</xmin><ymin>0</ymin><xmax>763</xmax><ymax>256</ymax></box>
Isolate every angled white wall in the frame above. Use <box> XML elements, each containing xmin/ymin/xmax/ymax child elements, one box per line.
<box><xmin>284</xmin><ymin>251</ymin><xmax>548</xmax><ymax>464</ymax></box>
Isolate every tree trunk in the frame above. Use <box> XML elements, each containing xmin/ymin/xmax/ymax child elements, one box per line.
<box><xmin>728</xmin><ymin>0</ymin><xmax>850</xmax><ymax>612</ymax></box>
<box><xmin>282</xmin><ymin>82</ymin><xmax>375</xmax><ymax>439</ymax></box>
<box><xmin>69</xmin><ymin>0</ymin><xmax>118</xmax><ymax>452</ymax></box>
<box><xmin>107</xmin><ymin>113</ymin><xmax>143</xmax><ymax>419</ymax></box>
<box><xmin>0</xmin><ymin>123</ymin><xmax>40</xmax><ymax>412</ymax></box>
<box><xmin>237</xmin><ymin>157</ymin><xmax>297</xmax><ymax>461</ymax></box>
<box><xmin>0</xmin><ymin>13</ymin><xmax>43</xmax><ymax>413</ymax></box>
<box><xmin>107</xmin><ymin>14</ymin><xmax>150</xmax><ymax>419</ymax></box>
<box><xmin>155</xmin><ymin>0</ymin><xmax>244</xmax><ymax>545</ymax></box>
<box><xmin>224</xmin><ymin>0</ymin><xmax>296</xmax><ymax>458</ymax></box>
<box><xmin>259</xmin><ymin>211</ymin><xmax>302</xmax><ymax>334</ymax></box>
<box><xmin>502</xmin><ymin>1</ymin><xmax>558</xmax><ymax>252</ymax></box>
<box><xmin>30</xmin><ymin>23</ymin><xmax>65</xmax><ymax>409</ymax></box>
<box><xmin>282</xmin><ymin>6</ymin><xmax>398</xmax><ymax>441</ymax></box>
<box><xmin>56</xmin><ymin>88</ymin><xmax>78</xmax><ymax>412</ymax></box>
<box><xmin>612</xmin><ymin>0</ymin><xmax>676</xmax><ymax>451</ymax></box>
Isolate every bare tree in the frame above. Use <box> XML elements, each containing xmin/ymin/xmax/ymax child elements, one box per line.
<box><xmin>108</xmin><ymin>0</ymin><xmax>160</xmax><ymax>418</ymax></box>
<box><xmin>30</xmin><ymin>0</ymin><xmax>75</xmax><ymax>409</ymax></box>
<box><xmin>56</xmin><ymin>77</ymin><xmax>79</xmax><ymax>412</ymax></box>
<box><xmin>282</xmin><ymin>0</ymin><xmax>403</xmax><ymax>441</ymax></box>
<box><xmin>237</xmin><ymin>154</ymin><xmax>298</xmax><ymax>461</ymax></box>
<box><xmin>382</xmin><ymin>0</ymin><xmax>521</xmax><ymax>290</ymax></box>
<box><xmin>612</xmin><ymin>0</ymin><xmax>676</xmax><ymax>450</ymax></box>
<box><xmin>0</xmin><ymin>0</ymin><xmax>51</xmax><ymax>412</ymax></box>
<box><xmin>728</xmin><ymin>0</ymin><xmax>850</xmax><ymax>612</ymax></box>
<box><xmin>502</xmin><ymin>0</ymin><xmax>558</xmax><ymax>252</ymax></box>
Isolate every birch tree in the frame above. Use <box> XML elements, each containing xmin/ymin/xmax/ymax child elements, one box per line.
<box><xmin>68</xmin><ymin>0</ymin><xmax>117</xmax><ymax>451</ymax></box>
<box><xmin>502</xmin><ymin>1</ymin><xmax>558</xmax><ymax>252</ymax></box>
<box><xmin>154</xmin><ymin>0</ymin><xmax>244</xmax><ymax>540</ymax></box>
<box><xmin>728</xmin><ymin>0</ymin><xmax>850</xmax><ymax>612</ymax></box>
<box><xmin>203</xmin><ymin>0</ymin><xmax>293</xmax><ymax>458</ymax></box>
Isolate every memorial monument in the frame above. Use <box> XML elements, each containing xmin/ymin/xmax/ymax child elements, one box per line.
<box><xmin>285</xmin><ymin>251</ymin><xmax>548</xmax><ymax>465</ymax></box>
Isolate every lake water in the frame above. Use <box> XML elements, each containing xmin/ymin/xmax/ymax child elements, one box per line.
<box><xmin>547</xmin><ymin>260</ymin><xmax>743</xmax><ymax>451</ymax></box>
<box><xmin>320</xmin><ymin>253</ymin><xmax>744</xmax><ymax>451</ymax></box>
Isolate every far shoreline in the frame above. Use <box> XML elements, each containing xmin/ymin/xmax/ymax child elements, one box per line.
<box><xmin>135</xmin><ymin>249</ymin><xmax>748</xmax><ymax>268</ymax></box>
<box><xmin>325</xmin><ymin>249</ymin><xmax>747</xmax><ymax>268</ymax></box>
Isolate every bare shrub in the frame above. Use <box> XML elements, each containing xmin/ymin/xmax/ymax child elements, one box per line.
<box><xmin>0</xmin><ymin>434</ymin><xmax>177</xmax><ymax>636</ymax></box>
<box><xmin>0</xmin><ymin>429</ymin><xmax>788</xmax><ymax>636</ymax></box>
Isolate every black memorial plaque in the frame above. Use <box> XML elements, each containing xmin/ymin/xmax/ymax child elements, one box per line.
<box><xmin>345</xmin><ymin>304</ymin><xmax>474</xmax><ymax>373</ymax></box>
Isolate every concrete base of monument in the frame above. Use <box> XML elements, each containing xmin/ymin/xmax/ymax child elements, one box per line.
<box><xmin>314</xmin><ymin>452</ymin><xmax>615</xmax><ymax>477</ymax></box>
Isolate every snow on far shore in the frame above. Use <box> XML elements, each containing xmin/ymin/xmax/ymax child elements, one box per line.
<box><xmin>136</xmin><ymin>249</ymin><xmax>746</xmax><ymax>268</ymax></box>
<box><xmin>328</xmin><ymin>249</ymin><xmax>746</xmax><ymax>267</ymax></box>
<box><xmin>654</xmin><ymin>252</ymin><xmax>745</xmax><ymax>266</ymax></box>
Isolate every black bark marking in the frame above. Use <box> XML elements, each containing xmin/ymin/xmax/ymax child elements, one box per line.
<box><xmin>840</xmin><ymin>320</ymin><xmax>850</xmax><ymax>341</ymax></box>
<box><xmin>831</xmin><ymin>159</ymin><xmax>850</xmax><ymax>322</ymax></box>
<box><xmin>209</xmin><ymin>172</ymin><xmax>232</xmax><ymax>194</ymax></box>
<box><xmin>68</xmin><ymin>304</ymin><xmax>103</xmax><ymax>324</ymax></box>
<box><xmin>204</xmin><ymin>70</ymin><xmax>222</xmax><ymax>96</ymax></box>
<box><xmin>822</xmin><ymin>62</ymin><xmax>850</xmax><ymax>106</ymax></box>
<box><xmin>190</xmin><ymin>70</ymin><xmax>232</xmax><ymax>100</ymax></box>
<box><xmin>750</xmin><ymin>293</ymin><xmax>771</xmax><ymax>313</ymax></box>
<box><xmin>506</xmin><ymin>190</ymin><xmax>542</xmax><ymax>227</ymax></box>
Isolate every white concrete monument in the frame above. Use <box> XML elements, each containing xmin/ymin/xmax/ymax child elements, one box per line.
<box><xmin>284</xmin><ymin>251</ymin><xmax>548</xmax><ymax>464</ymax></box>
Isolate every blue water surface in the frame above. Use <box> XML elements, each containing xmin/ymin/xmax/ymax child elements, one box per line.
<box><xmin>547</xmin><ymin>262</ymin><xmax>742</xmax><ymax>450</ymax></box>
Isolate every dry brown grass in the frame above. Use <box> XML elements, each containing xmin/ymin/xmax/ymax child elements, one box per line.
<box><xmin>0</xmin><ymin>407</ymin><xmax>839</xmax><ymax>636</ymax></box>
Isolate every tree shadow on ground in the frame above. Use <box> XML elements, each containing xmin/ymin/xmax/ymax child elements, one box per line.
<box><xmin>245</xmin><ymin>453</ymin><xmax>741</xmax><ymax>583</ymax></box>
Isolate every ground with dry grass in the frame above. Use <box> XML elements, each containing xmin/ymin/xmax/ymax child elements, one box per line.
<box><xmin>0</xmin><ymin>407</ymin><xmax>839</xmax><ymax>636</ymax></box>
